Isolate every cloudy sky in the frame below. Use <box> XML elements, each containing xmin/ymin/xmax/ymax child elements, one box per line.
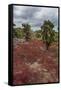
<box><xmin>13</xmin><ymin>5</ymin><xmax>58</xmax><ymax>31</ymax></box>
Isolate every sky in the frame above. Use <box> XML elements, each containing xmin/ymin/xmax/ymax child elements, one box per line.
<box><xmin>13</xmin><ymin>5</ymin><xmax>58</xmax><ymax>31</ymax></box>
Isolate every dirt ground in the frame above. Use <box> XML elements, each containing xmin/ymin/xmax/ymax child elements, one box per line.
<box><xmin>13</xmin><ymin>39</ymin><xmax>59</xmax><ymax>85</ymax></box>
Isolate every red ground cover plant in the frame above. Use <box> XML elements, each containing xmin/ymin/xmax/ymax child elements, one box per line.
<box><xmin>13</xmin><ymin>39</ymin><xmax>59</xmax><ymax>85</ymax></box>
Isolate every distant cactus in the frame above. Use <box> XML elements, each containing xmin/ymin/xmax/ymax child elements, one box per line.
<box><xmin>22</xmin><ymin>23</ymin><xmax>32</xmax><ymax>41</ymax></box>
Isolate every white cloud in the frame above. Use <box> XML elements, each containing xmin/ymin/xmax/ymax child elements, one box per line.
<box><xmin>13</xmin><ymin>5</ymin><xmax>58</xmax><ymax>31</ymax></box>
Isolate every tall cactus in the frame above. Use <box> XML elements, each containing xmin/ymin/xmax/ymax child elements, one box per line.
<box><xmin>41</xmin><ymin>20</ymin><xmax>55</xmax><ymax>50</ymax></box>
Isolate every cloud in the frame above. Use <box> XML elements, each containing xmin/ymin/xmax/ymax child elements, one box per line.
<box><xmin>13</xmin><ymin>5</ymin><xmax>58</xmax><ymax>31</ymax></box>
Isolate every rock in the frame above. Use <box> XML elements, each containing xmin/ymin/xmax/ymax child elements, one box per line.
<box><xmin>40</xmin><ymin>47</ymin><xmax>45</xmax><ymax>51</ymax></box>
<box><xmin>42</xmin><ymin>68</ymin><xmax>48</xmax><ymax>72</ymax></box>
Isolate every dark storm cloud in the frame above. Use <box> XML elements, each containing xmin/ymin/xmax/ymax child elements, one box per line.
<box><xmin>21</xmin><ymin>7</ymin><xmax>40</xmax><ymax>19</ymax></box>
<box><xmin>14</xmin><ymin>6</ymin><xmax>40</xmax><ymax>19</ymax></box>
<box><xmin>13</xmin><ymin>6</ymin><xmax>58</xmax><ymax>31</ymax></box>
